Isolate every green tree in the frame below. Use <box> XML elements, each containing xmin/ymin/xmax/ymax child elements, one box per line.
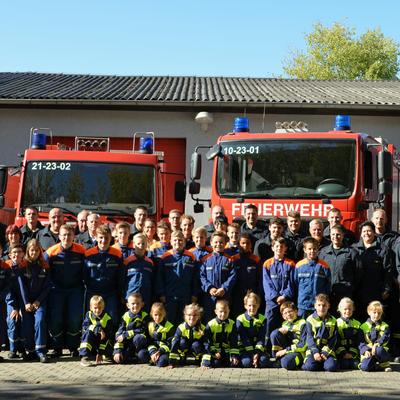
<box><xmin>283</xmin><ymin>22</ymin><xmax>400</xmax><ymax>80</ymax></box>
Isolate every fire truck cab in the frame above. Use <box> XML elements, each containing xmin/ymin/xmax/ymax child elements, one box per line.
<box><xmin>190</xmin><ymin>116</ymin><xmax>400</xmax><ymax>233</ymax></box>
<box><xmin>0</xmin><ymin>129</ymin><xmax>185</xmax><ymax>226</ymax></box>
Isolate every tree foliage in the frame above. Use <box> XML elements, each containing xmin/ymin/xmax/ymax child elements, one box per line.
<box><xmin>283</xmin><ymin>22</ymin><xmax>400</xmax><ymax>80</ymax></box>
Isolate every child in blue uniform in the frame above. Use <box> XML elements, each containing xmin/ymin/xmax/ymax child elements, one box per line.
<box><xmin>3</xmin><ymin>244</ymin><xmax>25</xmax><ymax>359</ymax></box>
<box><xmin>111</xmin><ymin>222</ymin><xmax>135</xmax><ymax>259</ymax></box>
<box><xmin>189</xmin><ymin>227</ymin><xmax>212</xmax><ymax>262</ymax></box>
<box><xmin>79</xmin><ymin>295</ymin><xmax>114</xmax><ymax>367</ymax></box>
<box><xmin>359</xmin><ymin>300</ymin><xmax>391</xmax><ymax>372</ymax></box>
<box><xmin>156</xmin><ymin>231</ymin><xmax>199</xmax><ymax>326</ymax></box>
<box><xmin>201</xmin><ymin>299</ymin><xmax>240</xmax><ymax>368</ymax></box>
<box><xmin>270</xmin><ymin>301</ymin><xmax>307</xmax><ymax>370</ymax></box>
<box><xmin>45</xmin><ymin>224</ymin><xmax>86</xmax><ymax>358</ymax></box>
<box><xmin>236</xmin><ymin>292</ymin><xmax>270</xmax><ymax>368</ymax></box>
<box><xmin>302</xmin><ymin>294</ymin><xmax>338</xmax><ymax>372</ymax></box>
<box><xmin>200</xmin><ymin>231</ymin><xmax>237</xmax><ymax>322</ymax></box>
<box><xmin>295</xmin><ymin>237</ymin><xmax>331</xmax><ymax>318</ymax></box>
<box><xmin>263</xmin><ymin>237</ymin><xmax>295</xmax><ymax>340</ymax></box>
<box><xmin>225</xmin><ymin>223</ymin><xmax>240</xmax><ymax>257</ymax></box>
<box><xmin>113</xmin><ymin>292</ymin><xmax>150</xmax><ymax>364</ymax></box>
<box><xmin>231</xmin><ymin>233</ymin><xmax>262</xmax><ymax>318</ymax></box>
<box><xmin>169</xmin><ymin>303</ymin><xmax>206</xmax><ymax>367</ymax></box>
<box><xmin>149</xmin><ymin>222</ymin><xmax>172</xmax><ymax>262</ymax></box>
<box><xmin>336</xmin><ymin>297</ymin><xmax>362</xmax><ymax>370</ymax></box>
<box><xmin>18</xmin><ymin>239</ymin><xmax>51</xmax><ymax>363</ymax></box>
<box><xmin>148</xmin><ymin>302</ymin><xmax>174</xmax><ymax>367</ymax></box>
<box><xmin>124</xmin><ymin>233</ymin><xmax>155</xmax><ymax>312</ymax></box>
<box><xmin>84</xmin><ymin>225</ymin><xmax>124</xmax><ymax>326</ymax></box>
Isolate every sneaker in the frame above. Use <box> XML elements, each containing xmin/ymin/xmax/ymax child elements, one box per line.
<box><xmin>393</xmin><ymin>356</ymin><xmax>400</xmax><ymax>363</ymax></box>
<box><xmin>49</xmin><ymin>349</ymin><xmax>63</xmax><ymax>359</ymax></box>
<box><xmin>38</xmin><ymin>354</ymin><xmax>50</xmax><ymax>363</ymax></box>
<box><xmin>7</xmin><ymin>351</ymin><xmax>18</xmax><ymax>359</ymax></box>
<box><xmin>385</xmin><ymin>367</ymin><xmax>392</xmax><ymax>372</ymax></box>
<box><xmin>80</xmin><ymin>357</ymin><xmax>94</xmax><ymax>367</ymax></box>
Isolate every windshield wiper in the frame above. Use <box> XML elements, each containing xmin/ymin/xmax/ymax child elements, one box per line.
<box><xmin>28</xmin><ymin>204</ymin><xmax>78</xmax><ymax>217</ymax></box>
<box><xmin>92</xmin><ymin>207</ymin><xmax>133</xmax><ymax>218</ymax></box>
<box><xmin>292</xmin><ymin>193</ymin><xmax>330</xmax><ymax>199</ymax></box>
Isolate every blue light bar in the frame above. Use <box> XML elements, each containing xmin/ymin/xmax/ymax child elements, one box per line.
<box><xmin>335</xmin><ymin>115</ymin><xmax>351</xmax><ymax>131</ymax></box>
<box><xmin>139</xmin><ymin>136</ymin><xmax>154</xmax><ymax>153</ymax></box>
<box><xmin>31</xmin><ymin>130</ymin><xmax>47</xmax><ymax>149</ymax></box>
<box><xmin>233</xmin><ymin>117</ymin><xmax>249</xmax><ymax>132</ymax></box>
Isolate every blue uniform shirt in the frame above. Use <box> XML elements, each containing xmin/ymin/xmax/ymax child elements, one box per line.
<box><xmin>156</xmin><ymin>249</ymin><xmax>199</xmax><ymax>301</ymax></box>
<box><xmin>294</xmin><ymin>258</ymin><xmax>331</xmax><ymax>312</ymax></box>
<box><xmin>45</xmin><ymin>242</ymin><xmax>85</xmax><ymax>290</ymax></box>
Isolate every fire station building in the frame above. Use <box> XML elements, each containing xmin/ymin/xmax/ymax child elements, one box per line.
<box><xmin>1</xmin><ymin>72</ymin><xmax>400</xmax><ymax>224</ymax></box>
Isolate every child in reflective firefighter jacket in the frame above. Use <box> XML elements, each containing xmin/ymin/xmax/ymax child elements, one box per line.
<box><xmin>169</xmin><ymin>303</ymin><xmax>205</xmax><ymax>367</ymax></box>
<box><xmin>359</xmin><ymin>300</ymin><xmax>391</xmax><ymax>372</ymax></box>
<box><xmin>302</xmin><ymin>294</ymin><xmax>338</xmax><ymax>372</ymax></box>
<box><xmin>147</xmin><ymin>302</ymin><xmax>174</xmax><ymax>367</ymax></box>
<box><xmin>113</xmin><ymin>293</ymin><xmax>150</xmax><ymax>364</ymax></box>
<box><xmin>201</xmin><ymin>300</ymin><xmax>240</xmax><ymax>368</ymax></box>
<box><xmin>79</xmin><ymin>295</ymin><xmax>114</xmax><ymax>366</ymax></box>
<box><xmin>270</xmin><ymin>301</ymin><xmax>307</xmax><ymax>370</ymax></box>
<box><xmin>156</xmin><ymin>231</ymin><xmax>200</xmax><ymax>326</ymax></box>
<box><xmin>236</xmin><ymin>292</ymin><xmax>270</xmax><ymax>368</ymax></box>
<box><xmin>335</xmin><ymin>297</ymin><xmax>362</xmax><ymax>370</ymax></box>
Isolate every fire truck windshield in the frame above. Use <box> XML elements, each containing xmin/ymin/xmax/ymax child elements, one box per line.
<box><xmin>21</xmin><ymin>161</ymin><xmax>156</xmax><ymax>215</ymax></box>
<box><xmin>217</xmin><ymin>139</ymin><xmax>356</xmax><ymax>199</ymax></box>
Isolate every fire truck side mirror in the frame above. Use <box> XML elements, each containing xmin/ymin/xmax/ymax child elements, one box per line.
<box><xmin>0</xmin><ymin>166</ymin><xmax>8</xmax><ymax>196</ymax></box>
<box><xmin>189</xmin><ymin>181</ymin><xmax>201</xmax><ymax>195</ymax></box>
<box><xmin>174</xmin><ymin>181</ymin><xmax>186</xmax><ymax>202</ymax></box>
<box><xmin>378</xmin><ymin>151</ymin><xmax>392</xmax><ymax>181</ymax></box>
<box><xmin>190</xmin><ymin>152</ymin><xmax>202</xmax><ymax>181</ymax></box>
<box><xmin>193</xmin><ymin>202</ymin><xmax>204</xmax><ymax>213</ymax></box>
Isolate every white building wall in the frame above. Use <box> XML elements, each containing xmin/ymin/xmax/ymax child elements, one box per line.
<box><xmin>1</xmin><ymin>108</ymin><xmax>400</xmax><ymax>225</ymax></box>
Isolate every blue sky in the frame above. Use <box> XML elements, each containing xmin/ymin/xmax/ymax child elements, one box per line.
<box><xmin>1</xmin><ymin>0</ymin><xmax>399</xmax><ymax>78</ymax></box>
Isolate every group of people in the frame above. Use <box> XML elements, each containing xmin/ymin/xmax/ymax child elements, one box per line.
<box><xmin>0</xmin><ymin>203</ymin><xmax>399</xmax><ymax>372</ymax></box>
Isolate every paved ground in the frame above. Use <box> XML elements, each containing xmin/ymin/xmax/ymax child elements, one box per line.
<box><xmin>0</xmin><ymin>353</ymin><xmax>400</xmax><ymax>399</ymax></box>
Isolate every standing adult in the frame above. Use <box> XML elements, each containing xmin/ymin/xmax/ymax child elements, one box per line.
<box><xmin>309</xmin><ymin>219</ymin><xmax>330</xmax><ymax>250</ymax></box>
<box><xmin>20</xmin><ymin>206</ymin><xmax>44</xmax><ymax>246</ymax></box>
<box><xmin>37</xmin><ymin>208</ymin><xmax>64</xmax><ymax>251</ymax></box>
<box><xmin>131</xmin><ymin>206</ymin><xmax>148</xmax><ymax>237</ymax></box>
<box><xmin>76</xmin><ymin>212</ymin><xmax>100</xmax><ymax>250</ymax></box>
<box><xmin>319</xmin><ymin>225</ymin><xmax>359</xmax><ymax>314</ymax></box>
<box><xmin>168</xmin><ymin>209</ymin><xmax>182</xmax><ymax>233</ymax></box>
<box><xmin>284</xmin><ymin>211</ymin><xmax>307</xmax><ymax>262</ymax></box>
<box><xmin>240</xmin><ymin>204</ymin><xmax>268</xmax><ymax>249</ymax></box>
<box><xmin>75</xmin><ymin>210</ymin><xmax>89</xmax><ymax>236</ymax></box>
<box><xmin>205</xmin><ymin>205</ymin><xmax>225</xmax><ymax>239</ymax></box>
<box><xmin>352</xmin><ymin>221</ymin><xmax>393</xmax><ymax>321</ymax></box>
<box><xmin>323</xmin><ymin>208</ymin><xmax>356</xmax><ymax>247</ymax></box>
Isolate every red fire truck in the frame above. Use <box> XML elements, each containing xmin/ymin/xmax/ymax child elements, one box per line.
<box><xmin>189</xmin><ymin>116</ymin><xmax>400</xmax><ymax>233</ymax></box>
<box><xmin>0</xmin><ymin>129</ymin><xmax>185</xmax><ymax>226</ymax></box>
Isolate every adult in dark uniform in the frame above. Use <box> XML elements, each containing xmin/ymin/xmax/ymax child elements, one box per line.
<box><xmin>240</xmin><ymin>204</ymin><xmax>268</xmax><ymax>249</ymax></box>
<box><xmin>37</xmin><ymin>208</ymin><xmax>64</xmax><ymax>251</ymax></box>
<box><xmin>323</xmin><ymin>208</ymin><xmax>356</xmax><ymax>247</ymax></box>
<box><xmin>20</xmin><ymin>206</ymin><xmax>44</xmax><ymax>246</ymax></box>
<box><xmin>76</xmin><ymin>212</ymin><xmax>100</xmax><ymax>250</ymax></box>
